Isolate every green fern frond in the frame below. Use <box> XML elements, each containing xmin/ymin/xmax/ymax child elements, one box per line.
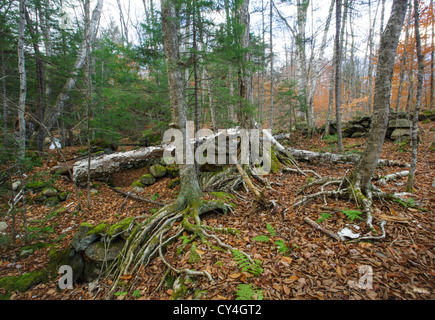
<box><xmin>266</xmin><ymin>223</ymin><xmax>277</xmax><ymax>237</ymax></box>
<box><xmin>253</xmin><ymin>235</ymin><xmax>270</xmax><ymax>243</ymax></box>
<box><xmin>235</xmin><ymin>284</ymin><xmax>264</xmax><ymax>300</ymax></box>
<box><xmin>341</xmin><ymin>209</ymin><xmax>363</xmax><ymax>222</ymax></box>
<box><xmin>232</xmin><ymin>250</ymin><xmax>263</xmax><ymax>276</ymax></box>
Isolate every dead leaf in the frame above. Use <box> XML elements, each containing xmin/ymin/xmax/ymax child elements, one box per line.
<box><xmin>282</xmin><ymin>256</ymin><xmax>293</xmax><ymax>264</ymax></box>
<box><xmin>195</xmin><ymin>249</ymin><xmax>206</xmax><ymax>255</ymax></box>
<box><xmin>229</xmin><ymin>273</ymin><xmax>242</xmax><ymax>279</ymax></box>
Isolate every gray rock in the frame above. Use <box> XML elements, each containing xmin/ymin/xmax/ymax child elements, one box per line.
<box><xmin>391</xmin><ymin>128</ymin><xmax>411</xmax><ymax>140</ymax></box>
<box><xmin>388</xmin><ymin>118</ymin><xmax>410</xmax><ymax>128</ymax></box>
<box><xmin>42</xmin><ymin>187</ymin><xmax>58</xmax><ymax>197</ymax></box>
<box><xmin>0</xmin><ymin>222</ymin><xmax>8</xmax><ymax>232</ymax></box>
<box><xmin>351</xmin><ymin>132</ymin><xmax>366</xmax><ymax>138</ymax></box>
<box><xmin>140</xmin><ymin>174</ymin><xmax>156</xmax><ymax>186</ymax></box>
<box><xmin>71</xmin><ymin>225</ymin><xmax>99</xmax><ymax>252</ymax></box>
<box><xmin>12</xmin><ymin>181</ymin><xmax>22</xmax><ymax>191</ymax></box>
<box><xmin>84</xmin><ymin>239</ymin><xmax>125</xmax><ymax>262</ymax></box>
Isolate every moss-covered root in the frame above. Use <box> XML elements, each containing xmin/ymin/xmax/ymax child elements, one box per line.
<box><xmin>105</xmin><ymin>198</ymin><xmax>236</xmax><ymax>300</ymax></box>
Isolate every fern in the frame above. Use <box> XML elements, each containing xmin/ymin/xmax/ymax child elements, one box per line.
<box><xmin>266</xmin><ymin>223</ymin><xmax>277</xmax><ymax>237</ymax></box>
<box><xmin>253</xmin><ymin>235</ymin><xmax>270</xmax><ymax>243</ymax></box>
<box><xmin>232</xmin><ymin>250</ymin><xmax>263</xmax><ymax>276</ymax></box>
<box><xmin>235</xmin><ymin>284</ymin><xmax>264</xmax><ymax>300</ymax></box>
<box><xmin>274</xmin><ymin>240</ymin><xmax>290</xmax><ymax>255</ymax></box>
<box><xmin>341</xmin><ymin>209</ymin><xmax>363</xmax><ymax>222</ymax></box>
<box><xmin>316</xmin><ymin>212</ymin><xmax>332</xmax><ymax>223</ymax></box>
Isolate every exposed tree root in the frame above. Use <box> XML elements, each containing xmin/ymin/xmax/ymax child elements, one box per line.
<box><xmin>293</xmin><ymin>172</ymin><xmax>410</xmax><ymax>241</ymax></box>
<box><xmin>104</xmin><ymin>196</ymin><xmax>249</xmax><ymax>299</ymax></box>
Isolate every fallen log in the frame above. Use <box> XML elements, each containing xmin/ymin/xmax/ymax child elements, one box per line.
<box><xmin>73</xmin><ymin>146</ymin><xmax>164</xmax><ymax>185</ymax></box>
<box><xmin>286</xmin><ymin>148</ymin><xmax>410</xmax><ymax>168</ymax></box>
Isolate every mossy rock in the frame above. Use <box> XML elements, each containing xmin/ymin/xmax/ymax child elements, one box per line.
<box><xmin>43</xmin><ymin>197</ymin><xmax>60</xmax><ymax>207</ymax></box>
<box><xmin>58</xmin><ymin>191</ymin><xmax>70</xmax><ymax>202</ymax></box>
<box><xmin>25</xmin><ymin>181</ymin><xmax>48</xmax><ymax>192</ymax></box>
<box><xmin>71</xmin><ymin>225</ymin><xmax>99</xmax><ymax>251</ymax></box>
<box><xmin>41</xmin><ymin>187</ymin><xmax>58</xmax><ymax>198</ymax></box>
<box><xmin>33</xmin><ymin>195</ymin><xmax>47</xmax><ymax>204</ymax></box>
<box><xmin>107</xmin><ymin>217</ymin><xmax>134</xmax><ymax>238</ymax></box>
<box><xmin>166</xmin><ymin>165</ymin><xmax>180</xmax><ymax>178</ymax></box>
<box><xmin>86</xmin><ymin>223</ymin><xmax>109</xmax><ymax>236</ymax></box>
<box><xmin>140</xmin><ymin>174</ymin><xmax>156</xmax><ymax>186</ymax></box>
<box><xmin>132</xmin><ymin>180</ymin><xmax>144</xmax><ymax>188</ymax></box>
<box><xmin>150</xmin><ymin>164</ymin><xmax>167</xmax><ymax>178</ymax></box>
<box><xmin>160</xmin><ymin>157</ymin><xmax>176</xmax><ymax>166</ymax></box>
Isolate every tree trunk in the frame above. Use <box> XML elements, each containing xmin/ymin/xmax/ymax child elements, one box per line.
<box><xmin>335</xmin><ymin>0</ymin><xmax>344</xmax><ymax>152</ymax></box>
<box><xmin>350</xmin><ymin>0</ymin><xmax>408</xmax><ymax>193</ymax></box>
<box><xmin>17</xmin><ymin>0</ymin><xmax>27</xmax><ymax>161</ymax></box>
<box><xmin>236</xmin><ymin>0</ymin><xmax>255</xmax><ymax>130</ymax></box>
<box><xmin>1</xmin><ymin>49</ymin><xmax>7</xmax><ymax>148</ymax></box>
<box><xmin>43</xmin><ymin>0</ymin><xmax>103</xmax><ymax>134</ymax></box>
<box><xmin>161</xmin><ymin>0</ymin><xmax>203</xmax><ymax>202</ymax></box>
<box><xmin>430</xmin><ymin>0</ymin><xmax>434</xmax><ymax>109</ymax></box>
<box><xmin>406</xmin><ymin>0</ymin><xmax>424</xmax><ymax>192</ymax></box>
<box><xmin>269</xmin><ymin>0</ymin><xmax>274</xmax><ymax>132</ymax></box>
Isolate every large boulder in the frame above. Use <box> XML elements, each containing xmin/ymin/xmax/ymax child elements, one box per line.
<box><xmin>391</xmin><ymin>128</ymin><xmax>411</xmax><ymax>140</ymax></box>
<box><xmin>84</xmin><ymin>239</ymin><xmax>125</xmax><ymax>262</ymax></box>
<box><xmin>388</xmin><ymin>118</ymin><xmax>410</xmax><ymax>128</ymax></box>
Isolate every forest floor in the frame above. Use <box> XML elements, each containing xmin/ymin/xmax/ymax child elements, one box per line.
<box><xmin>0</xmin><ymin>122</ymin><xmax>434</xmax><ymax>301</ymax></box>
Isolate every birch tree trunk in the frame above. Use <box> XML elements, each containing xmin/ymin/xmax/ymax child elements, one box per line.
<box><xmin>17</xmin><ymin>0</ymin><xmax>27</xmax><ymax>161</ymax></box>
<box><xmin>350</xmin><ymin>0</ymin><xmax>408</xmax><ymax>193</ymax></box>
<box><xmin>269</xmin><ymin>0</ymin><xmax>274</xmax><ymax>132</ymax></box>
<box><xmin>335</xmin><ymin>0</ymin><xmax>344</xmax><ymax>152</ymax></box>
<box><xmin>406</xmin><ymin>0</ymin><xmax>424</xmax><ymax>192</ymax></box>
<box><xmin>43</xmin><ymin>0</ymin><xmax>103</xmax><ymax>134</ymax></box>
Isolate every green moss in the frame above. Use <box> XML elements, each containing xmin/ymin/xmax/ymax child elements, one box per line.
<box><xmin>107</xmin><ymin>217</ymin><xmax>134</xmax><ymax>237</ymax></box>
<box><xmin>43</xmin><ymin>197</ymin><xmax>60</xmax><ymax>207</ymax></box>
<box><xmin>270</xmin><ymin>148</ymin><xmax>281</xmax><ymax>174</ymax></box>
<box><xmin>189</xmin><ymin>243</ymin><xmax>201</xmax><ymax>264</ymax></box>
<box><xmin>150</xmin><ymin>164</ymin><xmax>167</xmax><ymax>178</ymax></box>
<box><xmin>168</xmin><ymin>178</ymin><xmax>180</xmax><ymax>189</ymax></box>
<box><xmin>88</xmin><ymin>223</ymin><xmax>109</xmax><ymax>235</ymax></box>
<box><xmin>140</xmin><ymin>174</ymin><xmax>156</xmax><ymax>186</ymax></box>
<box><xmin>132</xmin><ymin>180</ymin><xmax>144</xmax><ymax>188</ymax></box>
<box><xmin>25</xmin><ymin>181</ymin><xmax>47</xmax><ymax>191</ymax></box>
<box><xmin>58</xmin><ymin>192</ymin><xmax>70</xmax><ymax>201</ymax></box>
<box><xmin>210</xmin><ymin>191</ymin><xmax>236</xmax><ymax>200</ymax></box>
<box><xmin>0</xmin><ymin>270</ymin><xmax>49</xmax><ymax>293</ymax></box>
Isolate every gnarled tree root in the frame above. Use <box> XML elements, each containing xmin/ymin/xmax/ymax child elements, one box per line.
<box><xmin>104</xmin><ymin>197</ymin><xmax>251</xmax><ymax>299</ymax></box>
<box><xmin>292</xmin><ymin>174</ymin><xmax>409</xmax><ymax>241</ymax></box>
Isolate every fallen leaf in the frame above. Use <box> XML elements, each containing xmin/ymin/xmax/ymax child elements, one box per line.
<box><xmin>229</xmin><ymin>273</ymin><xmax>242</xmax><ymax>279</ymax></box>
<box><xmin>282</xmin><ymin>256</ymin><xmax>293</xmax><ymax>264</ymax></box>
<box><xmin>195</xmin><ymin>249</ymin><xmax>206</xmax><ymax>255</ymax></box>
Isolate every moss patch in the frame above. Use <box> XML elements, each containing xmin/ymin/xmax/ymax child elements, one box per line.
<box><xmin>0</xmin><ymin>270</ymin><xmax>49</xmax><ymax>293</ymax></box>
<box><xmin>107</xmin><ymin>217</ymin><xmax>134</xmax><ymax>238</ymax></box>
